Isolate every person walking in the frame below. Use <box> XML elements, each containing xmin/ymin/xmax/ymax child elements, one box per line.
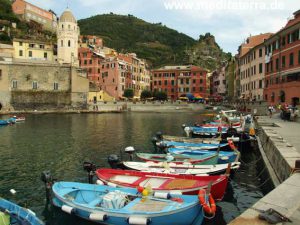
<box><xmin>268</xmin><ymin>105</ymin><xmax>274</xmax><ymax>118</ymax></box>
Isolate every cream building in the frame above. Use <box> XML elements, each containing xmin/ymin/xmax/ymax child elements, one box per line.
<box><xmin>239</xmin><ymin>43</ymin><xmax>267</xmax><ymax>101</ymax></box>
<box><xmin>57</xmin><ymin>8</ymin><xmax>79</xmax><ymax>65</ymax></box>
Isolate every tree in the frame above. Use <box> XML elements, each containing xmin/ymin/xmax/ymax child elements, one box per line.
<box><xmin>140</xmin><ymin>90</ymin><xmax>152</xmax><ymax>99</ymax></box>
<box><xmin>154</xmin><ymin>91</ymin><xmax>167</xmax><ymax>101</ymax></box>
<box><xmin>123</xmin><ymin>89</ymin><xmax>134</xmax><ymax>98</ymax></box>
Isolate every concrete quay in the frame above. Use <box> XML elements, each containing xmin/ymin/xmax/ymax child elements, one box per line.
<box><xmin>229</xmin><ymin>114</ymin><xmax>300</xmax><ymax>225</ymax></box>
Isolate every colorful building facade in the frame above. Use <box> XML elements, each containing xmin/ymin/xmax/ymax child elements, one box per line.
<box><xmin>12</xmin><ymin>38</ymin><xmax>54</xmax><ymax>61</ymax></box>
<box><xmin>264</xmin><ymin>10</ymin><xmax>300</xmax><ymax>106</ymax></box>
<box><xmin>151</xmin><ymin>65</ymin><xmax>207</xmax><ymax>100</ymax></box>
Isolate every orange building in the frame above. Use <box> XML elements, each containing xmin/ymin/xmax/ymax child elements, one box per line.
<box><xmin>12</xmin><ymin>0</ymin><xmax>57</xmax><ymax>32</ymax></box>
<box><xmin>264</xmin><ymin>10</ymin><xmax>300</xmax><ymax>106</ymax></box>
<box><xmin>152</xmin><ymin>65</ymin><xmax>207</xmax><ymax>100</ymax></box>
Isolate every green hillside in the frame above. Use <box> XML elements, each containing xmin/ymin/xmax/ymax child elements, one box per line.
<box><xmin>78</xmin><ymin>13</ymin><xmax>229</xmax><ymax>69</ymax></box>
<box><xmin>78</xmin><ymin>13</ymin><xmax>197</xmax><ymax>67</ymax></box>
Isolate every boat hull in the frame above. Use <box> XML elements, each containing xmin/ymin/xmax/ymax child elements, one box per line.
<box><xmin>0</xmin><ymin>198</ymin><xmax>44</xmax><ymax>225</ymax></box>
<box><xmin>96</xmin><ymin>168</ymin><xmax>228</xmax><ymax>201</ymax></box>
<box><xmin>52</xmin><ymin>182</ymin><xmax>204</xmax><ymax>225</ymax></box>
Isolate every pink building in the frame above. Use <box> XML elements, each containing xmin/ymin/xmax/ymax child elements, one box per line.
<box><xmin>98</xmin><ymin>57</ymin><xmax>130</xmax><ymax>99</ymax></box>
<box><xmin>211</xmin><ymin>64</ymin><xmax>226</xmax><ymax>99</ymax></box>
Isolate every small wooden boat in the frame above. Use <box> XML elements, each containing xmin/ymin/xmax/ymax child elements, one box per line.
<box><xmin>136</xmin><ymin>152</ymin><xmax>219</xmax><ymax>165</ymax></box>
<box><xmin>158</xmin><ymin>135</ymin><xmax>222</xmax><ymax>144</ymax></box>
<box><xmin>12</xmin><ymin>116</ymin><xmax>26</xmax><ymax>122</ymax></box>
<box><xmin>167</xmin><ymin>148</ymin><xmax>239</xmax><ymax>164</ymax></box>
<box><xmin>123</xmin><ymin>161</ymin><xmax>240</xmax><ymax>175</ymax></box>
<box><xmin>52</xmin><ymin>182</ymin><xmax>204</xmax><ymax>225</ymax></box>
<box><xmin>0</xmin><ymin>198</ymin><xmax>44</xmax><ymax>225</ymax></box>
<box><xmin>158</xmin><ymin>140</ymin><xmax>230</xmax><ymax>151</ymax></box>
<box><xmin>96</xmin><ymin>168</ymin><xmax>228</xmax><ymax>200</ymax></box>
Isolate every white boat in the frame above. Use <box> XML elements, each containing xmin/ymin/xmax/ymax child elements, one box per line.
<box><xmin>123</xmin><ymin>161</ymin><xmax>240</xmax><ymax>175</ymax></box>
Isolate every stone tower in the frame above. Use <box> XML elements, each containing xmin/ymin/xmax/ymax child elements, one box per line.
<box><xmin>57</xmin><ymin>8</ymin><xmax>79</xmax><ymax>65</ymax></box>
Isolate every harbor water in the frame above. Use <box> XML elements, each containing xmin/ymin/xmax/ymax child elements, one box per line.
<box><xmin>0</xmin><ymin>112</ymin><xmax>272</xmax><ymax>225</ymax></box>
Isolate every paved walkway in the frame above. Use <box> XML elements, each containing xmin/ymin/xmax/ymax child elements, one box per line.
<box><xmin>256</xmin><ymin>113</ymin><xmax>300</xmax><ymax>154</ymax></box>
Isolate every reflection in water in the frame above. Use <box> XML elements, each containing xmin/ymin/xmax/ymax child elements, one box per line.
<box><xmin>0</xmin><ymin>113</ymin><xmax>265</xmax><ymax>224</ymax></box>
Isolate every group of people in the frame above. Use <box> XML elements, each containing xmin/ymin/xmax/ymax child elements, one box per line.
<box><xmin>268</xmin><ymin>103</ymin><xmax>299</xmax><ymax>121</ymax></box>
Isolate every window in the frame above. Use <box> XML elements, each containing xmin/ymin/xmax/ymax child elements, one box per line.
<box><xmin>29</xmin><ymin>44</ymin><xmax>34</xmax><ymax>48</ymax></box>
<box><xmin>154</xmin><ymin>81</ymin><xmax>157</xmax><ymax>85</ymax></box>
<box><xmin>39</xmin><ymin>45</ymin><xmax>44</xmax><ymax>49</ymax></box>
<box><xmin>12</xmin><ymin>80</ymin><xmax>17</xmax><ymax>89</ymax></box>
<box><xmin>259</xmin><ymin>63</ymin><xmax>263</xmax><ymax>73</ymax></box>
<box><xmin>68</xmin><ymin>40</ymin><xmax>71</xmax><ymax>47</ymax></box>
<box><xmin>200</xmin><ymin>79</ymin><xmax>203</xmax><ymax>84</ymax></box>
<box><xmin>171</xmin><ymin>80</ymin><xmax>175</xmax><ymax>85</ymax></box>
<box><xmin>158</xmin><ymin>81</ymin><xmax>161</xmax><ymax>85</ymax></box>
<box><xmin>199</xmin><ymin>87</ymin><xmax>203</xmax><ymax>92</ymax></box>
<box><xmin>193</xmin><ymin>79</ymin><xmax>196</xmax><ymax>84</ymax></box>
<box><xmin>276</xmin><ymin>58</ymin><xmax>279</xmax><ymax>70</ymax></box>
<box><xmin>164</xmin><ymin>80</ymin><xmax>167</xmax><ymax>85</ymax></box>
<box><xmin>282</xmin><ymin>56</ymin><xmax>286</xmax><ymax>68</ymax></box>
<box><xmin>32</xmin><ymin>81</ymin><xmax>38</xmax><ymax>89</ymax></box>
<box><xmin>44</xmin><ymin>52</ymin><xmax>47</xmax><ymax>59</ymax></box>
<box><xmin>61</xmin><ymin>40</ymin><xmax>63</xmax><ymax>47</ymax></box>
<box><xmin>54</xmin><ymin>82</ymin><xmax>58</xmax><ymax>90</ymax></box>
<box><xmin>282</xmin><ymin>36</ymin><xmax>286</xmax><ymax>46</ymax></box>
<box><xmin>19</xmin><ymin>42</ymin><xmax>23</xmax><ymax>46</ymax></box>
<box><xmin>19</xmin><ymin>50</ymin><xmax>23</xmax><ymax>56</ymax></box>
<box><xmin>259</xmin><ymin>80</ymin><xmax>263</xmax><ymax>88</ymax></box>
<box><xmin>0</xmin><ymin>69</ymin><xmax>2</xmax><ymax>80</ymax></box>
<box><xmin>89</xmin><ymin>60</ymin><xmax>92</xmax><ymax>64</ymax></box>
<box><xmin>29</xmin><ymin>51</ymin><xmax>32</xmax><ymax>57</ymax></box>
<box><xmin>192</xmin><ymin>87</ymin><xmax>196</xmax><ymax>92</ymax></box>
<box><xmin>186</xmin><ymin>78</ymin><xmax>189</xmax><ymax>84</ymax></box>
<box><xmin>84</xmin><ymin>60</ymin><xmax>87</xmax><ymax>65</ymax></box>
<box><xmin>259</xmin><ymin>48</ymin><xmax>263</xmax><ymax>57</ymax></box>
<box><xmin>289</xmin><ymin>53</ymin><xmax>294</xmax><ymax>66</ymax></box>
<box><xmin>298</xmin><ymin>51</ymin><xmax>300</xmax><ymax>64</ymax></box>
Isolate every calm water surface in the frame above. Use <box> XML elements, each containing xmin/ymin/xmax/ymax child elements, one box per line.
<box><xmin>0</xmin><ymin>112</ymin><xmax>265</xmax><ymax>224</ymax></box>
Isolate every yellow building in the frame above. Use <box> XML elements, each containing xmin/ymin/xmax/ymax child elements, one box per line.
<box><xmin>13</xmin><ymin>38</ymin><xmax>54</xmax><ymax>61</ymax></box>
<box><xmin>88</xmin><ymin>90</ymin><xmax>115</xmax><ymax>102</ymax></box>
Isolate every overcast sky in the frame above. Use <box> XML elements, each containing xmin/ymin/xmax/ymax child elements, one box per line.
<box><xmin>26</xmin><ymin>0</ymin><xmax>299</xmax><ymax>54</ymax></box>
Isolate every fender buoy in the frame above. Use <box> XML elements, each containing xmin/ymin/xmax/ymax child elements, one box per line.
<box><xmin>198</xmin><ymin>189</ymin><xmax>216</xmax><ymax>215</ymax></box>
<box><xmin>228</xmin><ymin>140</ymin><xmax>236</xmax><ymax>150</ymax></box>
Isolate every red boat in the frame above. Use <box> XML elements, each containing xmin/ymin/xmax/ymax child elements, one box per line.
<box><xmin>96</xmin><ymin>168</ymin><xmax>228</xmax><ymax>201</ymax></box>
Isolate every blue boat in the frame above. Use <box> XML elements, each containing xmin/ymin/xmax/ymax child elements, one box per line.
<box><xmin>159</xmin><ymin>140</ymin><xmax>230</xmax><ymax>151</ymax></box>
<box><xmin>0</xmin><ymin>198</ymin><xmax>44</xmax><ymax>225</ymax></box>
<box><xmin>0</xmin><ymin>120</ymin><xmax>10</xmax><ymax>126</ymax></box>
<box><xmin>52</xmin><ymin>182</ymin><xmax>204</xmax><ymax>225</ymax></box>
<box><xmin>168</xmin><ymin>147</ymin><xmax>239</xmax><ymax>164</ymax></box>
<box><xmin>191</xmin><ymin>126</ymin><xmax>228</xmax><ymax>136</ymax></box>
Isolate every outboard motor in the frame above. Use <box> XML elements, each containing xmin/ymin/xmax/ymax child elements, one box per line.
<box><xmin>184</xmin><ymin>126</ymin><xmax>192</xmax><ymax>137</ymax></box>
<box><xmin>107</xmin><ymin>154</ymin><xmax>121</xmax><ymax>169</ymax></box>
<box><xmin>83</xmin><ymin>162</ymin><xmax>96</xmax><ymax>184</ymax></box>
<box><xmin>151</xmin><ymin>136</ymin><xmax>159</xmax><ymax>152</ymax></box>
<box><xmin>41</xmin><ymin>171</ymin><xmax>54</xmax><ymax>201</ymax></box>
<box><xmin>155</xmin><ymin>131</ymin><xmax>163</xmax><ymax>141</ymax></box>
<box><xmin>157</xmin><ymin>141</ymin><xmax>168</xmax><ymax>154</ymax></box>
<box><xmin>124</xmin><ymin>146</ymin><xmax>135</xmax><ymax>161</ymax></box>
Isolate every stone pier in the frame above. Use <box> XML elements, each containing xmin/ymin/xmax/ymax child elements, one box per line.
<box><xmin>229</xmin><ymin>114</ymin><xmax>300</xmax><ymax>225</ymax></box>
